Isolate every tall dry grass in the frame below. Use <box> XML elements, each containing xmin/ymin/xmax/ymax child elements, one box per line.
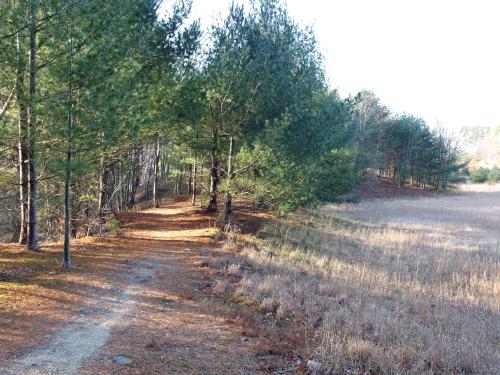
<box><xmin>220</xmin><ymin>186</ymin><xmax>500</xmax><ymax>374</ymax></box>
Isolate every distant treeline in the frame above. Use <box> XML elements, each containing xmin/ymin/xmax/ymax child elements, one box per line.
<box><xmin>460</xmin><ymin>125</ymin><xmax>500</xmax><ymax>171</ymax></box>
<box><xmin>0</xmin><ymin>0</ymin><xmax>461</xmax><ymax>263</ymax></box>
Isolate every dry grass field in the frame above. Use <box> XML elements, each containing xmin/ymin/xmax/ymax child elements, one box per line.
<box><xmin>221</xmin><ymin>185</ymin><xmax>500</xmax><ymax>374</ymax></box>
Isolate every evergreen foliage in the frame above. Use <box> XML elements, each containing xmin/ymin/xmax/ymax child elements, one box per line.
<box><xmin>0</xmin><ymin>0</ymin><xmax>462</xmax><ymax>260</ymax></box>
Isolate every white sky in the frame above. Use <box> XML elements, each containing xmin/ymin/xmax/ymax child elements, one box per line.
<box><xmin>161</xmin><ymin>0</ymin><xmax>500</xmax><ymax>131</ymax></box>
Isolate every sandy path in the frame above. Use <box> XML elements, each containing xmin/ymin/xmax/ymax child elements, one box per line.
<box><xmin>3</xmin><ymin>258</ymin><xmax>155</xmax><ymax>375</ymax></box>
<box><xmin>1</xmin><ymin>201</ymin><xmax>265</xmax><ymax>375</ymax></box>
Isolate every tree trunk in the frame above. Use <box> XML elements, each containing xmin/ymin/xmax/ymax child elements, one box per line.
<box><xmin>208</xmin><ymin>160</ymin><xmax>219</xmax><ymax>211</ymax></box>
<box><xmin>117</xmin><ymin>163</ymin><xmax>123</xmax><ymax>210</ymax></box>
<box><xmin>207</xmin><ymin>130</ymin><xmax>219</xmax><ymax>212</ymax></box>
<box><xmin>0</xmin><ymin>85</ymin><xmax>15</xmax><ymax>122</ymax></box>
<box><xmin>98</xmin><ymin>152</ymin><xmax>109</xmax><ymax>222</ymax></box>
<box><xmin>223</xmin><ymin>136</ymin><xmax>234</xmax><ymax>228</ymax></box>
<box><xmin>223</xmin><ymin>193</ymin><xmax>232</xmax><ymax>227</ymax></box>
<box><xmin>130</xmin><ymin>172</ymin><xmax>140</xmax><ymax>206</ymax></box>
<box><xmin>128</xmin><ymin>147</ymin><xmax>141</xmax><ymax>206</ymax></box>
<box><xmin>153</xmin><ymin>138</ymin><xmax>161</xmax><ymax>208</ymax></box>
<box><xmin>11</xmin><ymin>212</ymin><xmax>21</xmax><ymax>244</ymax></box>
<box><xmin>27</xmin><ymin>0</ymin><xmax>38</xmax><ymax>251</ymax></box>
<box><xmin>191</xmin><ymin>157</ymin><xmax>197</xmax><ymax>206</ymax></box>
<box><xmin>187</xmin><ymin>162</ymin><xmax>193</xmax><ymax>196</ymax></box>
<box><xmin>63</xmin><ymin>37</ymin><xmax>73</xmax><ymax>270</ymax></box>
<box><xmin>16</xmin><ymin>34</ymin><xmax>28</xmax><ymax>245</ymax></box>
<box><xmin>18</xmin><ymin>111</ymin><xmax>29</xmax><ymax>245</ymax></box>
<box><xmin>144</xmin><ymin>148</ymin><xmax>155</xmax><ymax>202</ymax></box>
<box><xmin>183</xmin><ymin>166</ymin><xmax>188</xmax><ymax>195</ymax></box>
<box><xmin>175</xmin><ymin>172</ymin><xmax>180</xmax><ymax>195</ymax></box>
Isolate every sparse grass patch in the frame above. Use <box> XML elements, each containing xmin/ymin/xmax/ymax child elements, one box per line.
<box><xmin>38</xmin><ymin>278</ymin><xmax>64</xmax><ymax>287</ymax></box>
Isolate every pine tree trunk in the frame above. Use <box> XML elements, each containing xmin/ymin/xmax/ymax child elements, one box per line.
<box><xmin>153</xmin><ymin>138</ymin><xmax>160</xmax><ymax>208</ymax></box>
<box><xmin>199</xmin><ymin>165</ymin><xmax>204</xmax><ymax>207</ymax></box>
<box><xmin>188</xmin><ymin>163</ymin><xmax>193</xmax><ymax>196</ymax></box>
<box><xmin>129</xmin><ymin>148</ymin><xmax>141</xmax><ymax>206</ymax></box>
<box><xmin>117</xmin><ymin>163</ymin><xmax>123</xmax><ymax>210</ymax></box>
<box><xmin>98</xmin><ymin>153</ymin><xmax>109</xmax><ymax>222</ymax></box>
<box><xmin>223</xmin><ymin>136</ymin><xmax>234</xmax><ymax>228</ymax></box>
<box><xmin>18</xmin><ymin>110</ymin><xmax>29</xmax><ymax>245</ymax></box>
<box><xmin>11</xmin><ymin>211</ymin><xmax>21</xmax><ymax>244</ymax></box>
<box><xmin>144</xmin><ymin>161</ymin><xmax>151</xmax><ymax>201</ymax></box>
<box><xmin>27</xmin><ymin>0</ymin><xmax>38</xmax><ymax>251</ymax></box>
<box><xmin>16</xmin><ymin>34</ymin><xmax>28</xmax><ymax>245</ymax></box>
<box><xmin>130</xmin><ymin>172</ymin><xmax>140</xmax><ymax>206</ymax></box>
<box><xmin>208</xmin><ymin>159</ymin><xmax>219</xmax><ymax>211</ymax></box>
<box><xmin>63</xmin><ymin>37</ymin><xmax>73</xmax><ymax>270</ymax></box>
<box><xmin>183</xmin><ymin>166</ymin><xmax>188</xmax><ymax>195</ymax></box>
<box><xmin>191</xmin><ymin>158</ymin><xmax>197</xmax><ymax>206</ymax></box>
<box><xmin>223</xmin><ymin>193</ymin><xmax>232</xmax><ymax>227</ymax></box>
<box><xmin>207</xmin><ymin>130</ymin><xmax>219</xmax><ymax>212</ymax></box>
<box><xmin>175</xmin><ymin>172</ymin><xmax>181</xmax><ymax>196</ymax></box>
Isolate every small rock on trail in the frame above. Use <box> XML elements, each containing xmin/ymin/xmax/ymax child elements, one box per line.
<box><xmin>113</xmin><ymin>355</ymin><xmax>133</xmax><ymax>365</ymax></box>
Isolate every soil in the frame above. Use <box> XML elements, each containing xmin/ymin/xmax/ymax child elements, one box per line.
<box><xmin>0</xmin><ymin>201</ymin><xmax>270</xmax><ymax>374</ymax></box>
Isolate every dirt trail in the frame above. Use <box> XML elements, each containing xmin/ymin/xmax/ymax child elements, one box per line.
<box><xmin>1</xmin><ymin>201</ymin><xmax>266</xmax><ymax>375</ymax></box>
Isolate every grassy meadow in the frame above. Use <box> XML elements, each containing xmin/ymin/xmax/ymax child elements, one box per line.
<box><xmin>219</xmin><ymin>185</ymin><xmax>500</xmax><ymax>374</ymax></box>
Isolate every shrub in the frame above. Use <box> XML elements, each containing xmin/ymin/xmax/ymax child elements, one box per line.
<box><xmin>488</xmin><ymin>166</ymin><xmax>500</xmax><ymax>182</ymax></box>
<box><xmin>105</xmin><ymin>219</ymin><xmax>122</xmax><ymax>234</ymax></box>
<box><xmin>470</xmin><ymin>167</ymin><xmax>489</xmax><ymax>183</ymax></box>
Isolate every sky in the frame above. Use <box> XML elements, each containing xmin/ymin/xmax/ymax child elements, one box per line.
<box><xmin>160</xmin><ymin>0</ymin><xmax>500</xmax><ymax>132</ymax></box>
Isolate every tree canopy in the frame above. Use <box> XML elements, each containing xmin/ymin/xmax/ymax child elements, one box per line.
<box><xmin>0</xmin><ymin>0</ymin><xmax>462</xmax><ymax>263</ymax></box>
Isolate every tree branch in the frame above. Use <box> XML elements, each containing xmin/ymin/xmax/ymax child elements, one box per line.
<box><xmin>0</xmin><ymin>79</ymin><xmax>16</xmax><ymax>122</ymax></box>
<box><xmin>1</xmin><ymin>0</ymin><xmax>85</xmax><ymax>39</ymax></box>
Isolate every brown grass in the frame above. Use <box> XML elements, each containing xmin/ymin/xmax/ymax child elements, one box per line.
<box><xmin>218</xmin><ymin>186</ymin><xmax>500</xmax><ymax>374</ymax></box>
